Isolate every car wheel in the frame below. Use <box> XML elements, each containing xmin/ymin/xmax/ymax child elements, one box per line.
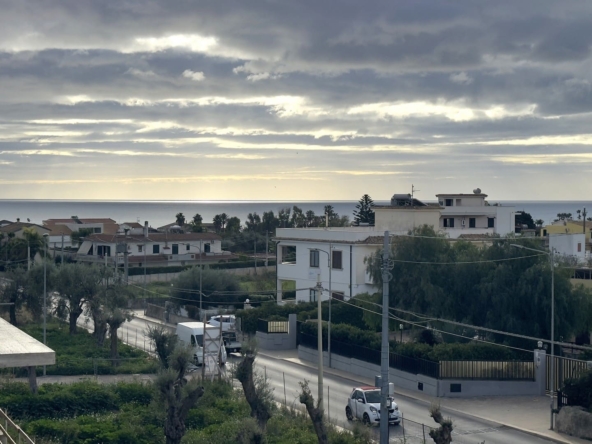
<box><xmin>345</xmin><ymin>407</ymin><xmax>353</xmax><ymax>421</ymax></box>
<box><xmin>363</xmin><ymin>413</ymin><xmax>371</xmax><ymax>426</ymax></box>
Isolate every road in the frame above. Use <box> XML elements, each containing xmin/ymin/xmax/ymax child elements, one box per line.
<box><xmin>105</xmin><ymin>315</ymin><xmax>556</xmax><ymax>444</ymax></box>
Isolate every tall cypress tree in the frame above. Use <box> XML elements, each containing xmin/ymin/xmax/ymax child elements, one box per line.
<box><xmin>353</xmin><ymin>194</ymin><xmax>375</xmax><ymax>225</ymax></box>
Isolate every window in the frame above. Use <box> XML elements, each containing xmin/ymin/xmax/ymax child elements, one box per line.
<box><xmin>204</xmin><ymin>243</ymin><xmax>211</xmax><ymax>253</ymax></box>
<box><xmin>445</xmin><ymin>199</ymin><xmax>453</xmax><ymax>207</ymax></box>
<box><xmin>172</xmin><ymin>244</ymin><xmax>179</xmax><ymax>255</ymax></box>
<box><xmin>310</xmin><ymin>250</ymin><xmax>320</xmax><ymax>268</ymax></box>
<box><xmin>186</xmin><ymin>244</ymin><xmax>190</xmax><ymax>251</ymax></box>
<box><xmin>281</xmin><ymin>246</ymin><xmax>297</xmax><ymax>264</ymax></box>
<box><xmin>153</xmin><ymin>244</ymin><xmax>160</xmax><ymax>254</ymax></box>
<box><xmin>443</xmin><ymin>218</ymin><xmax>455</xmax><ymax>228</ymax></box>
<box><xmin>97</xmin><ymin>245</ymin><xmax>111</xmax><ymax>256</ymax></box>
<box><xmin>469</xmin><ymin>218</ymin><xmax>476</xmax><ymax>228</ymax></box>
<box><xmin>578</xmin><ymin>243</ymin><xmax>582</xmax><ymax>252</ymax></box>
<box><xmin>138</xmin><ymin>245</ymin><xmax>143</xmax><ymax>253</ymax></box>
<box><xmin>332</xmin><ymin>250</ymin><xmax>342</xmax><ymax>269</ymax></box>
<box><xmin>331</xmin><ymin>291</ymin><xmax>344</xmax><ymax>301</ymax></box>
<box><xmin>487</xmin><ymin>217</ymin><xmax>495</xmax><ymax>228</ymax></box>
<box><xmin>310</xmin><ymin>289</ymin><xmax>318</xmax><ymax>302</ymax></box>
<box><xmin>93</xmin><ymin>227</ymin><xmax>101</xmax><ymax>233</ymax></box>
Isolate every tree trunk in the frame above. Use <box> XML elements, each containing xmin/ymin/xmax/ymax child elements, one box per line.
<box><xmin>110</xmin><ymin>325</ymin><xmax>119</xmax><ymax>366</ymax></box>
<box><xmin>236</xmin><ymin>355</ymin><xmax>271</xmax><ymax>431</ymax></box>
<box><xmin>165</xmin><ymin>405</ymin><xmax>185</xmax><ymax>444</ymax></box>
<box><xmin>94</xmin><ymin>319</ymin><xmax>107</xmax><ymax>347</ymax></box>
<box><xmin>27</xmin><ymin>366</ymin><xmax>38</xmax><ymax>394</ymax></box>
<box><xmin>9</xmin><ymin>304</ymin><xmax>17</xmax><ymax>327</ymax></box>
<box><xmin>69</xmin><ymin>308</ymin><xmax>83</xmax><ymax>334</ymax></box>
<box><xmin>299</xmin><ymin>381</ymin><xmax>328</xmax><ymax>444</ymax></box>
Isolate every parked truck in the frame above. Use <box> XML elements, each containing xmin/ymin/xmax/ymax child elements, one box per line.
<box><xmin>175</xmin><ymin>322</ymin><xmax>227</xmax><ymax>366</ymax></box>
<box><xmin>208</xmin><ymin>315</ymin><xmax>242</xmax><ymax>354</ymax></box>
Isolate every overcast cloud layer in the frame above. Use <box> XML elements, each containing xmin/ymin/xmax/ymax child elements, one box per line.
<box><xmin>1</xmin><ymin>0</ymin><xmax>592</xmax><ymax>201</ymax></box>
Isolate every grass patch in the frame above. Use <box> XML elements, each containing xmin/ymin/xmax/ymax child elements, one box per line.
<box><xmin>11</xmin><ymin>321</ymin><xmax>158</xmax><ymax>376</ymax></box>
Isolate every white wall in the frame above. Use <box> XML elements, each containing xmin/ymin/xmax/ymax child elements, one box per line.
<box><xmin>549</xmin><ymin>233</ymin><xmax>586</xmax><ymax>261</ymax></box>
<box><xmin>374</xmin><ymin>208</ymin><xmax>441</xmax><ymax>232</ymax></box>
<box><xmin>276</xmin><ymin>239</ymin><xmax>378</xmax><ymax>303</ymax></box>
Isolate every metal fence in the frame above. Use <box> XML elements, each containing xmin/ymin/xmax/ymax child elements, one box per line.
<box><xmin>0</xmin><ymin>408</ymin><xmax>35</xmax><ymax>444</ymax></box>
<box><xmin>546</xmin><ymin>354</ymin><xmax>589</xmax><ymax>394</ymax></box>
<box><xmin>257</xmin><ymin>319</ymin><xmax>289</xmax><ymax>334</ymax></box>
<box><xmin>391</xmin><ymin>353</ymin><xmax>440</xmax><ymax>380</ymax></box>
<box><xmin>439</xmin><ymin>360</ymin><xmax>535</xmax><ymax>380</ymax></box>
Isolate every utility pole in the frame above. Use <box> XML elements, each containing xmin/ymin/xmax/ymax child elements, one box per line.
<box><xmin>265</xmin><ymin>232</ymin><xmax>269</xmax><ymax>270</ymax></box>
<box><xmin>327</xmin><ymin>244</ymin><xmax>332</xmax><ymax>368</ymax></box>
<box><xmin>61</xmin><ymin>233</ymin><xmax>64</xmax><ymax>265</ymax></box>
<box><xmin>315</xmin><ymin>274</ymin><xmax>324</xmax><ymax>412</ymax></box>
<box><xmin>254</xmin><ymin>240</ymin><xmax>257</xmax><ymax>275</ymax></box>
<box><xmin>380</xmin><ymin>231</ymin><xmax>391</xmax><ymax>444</ymax></box>
<box><xmin>27</xmin><ymin>241</ymin><xmax>30</xmax><ymax>271</ymax></box>
<box><xmin>550</xmin><ymin>247</ymin><xmax>555</xmax><ymax>430</ymax></box>
<box><xmin>582</xmin><ymin>208</ymin><xmax>587</xmax><ymax>234</ymax></box>
<box><xmin>200</xmin><ymin>240</ymin><xmax>203</xmax><ymax>315</ymax></box>
<box><xmin>43</xmin><ymin>233</ymin><xmax>48</xmax><ymax>377</ymax></box>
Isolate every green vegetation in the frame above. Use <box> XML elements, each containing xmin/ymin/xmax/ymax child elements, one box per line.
<box><xmin>353</xmin><ymin>194</ymin><xmax>375</xmax><ymax>226</ymax></box>
<box><xmin>366</xmin><ymin>225</ymin><xmax>592</xmax><ymax>350</ymax></box>
<box><xmin>13</xmin><ymin>322</ymin><xmax>157</xmax><ymax>376</ymax></box>
<box><xmin>0</xmin><ymin>377</ymin><xmax>371</xmax><ymax>444</ymax></box>
<box><xmin>300</xmin><ymin>321</ymin><xmax>524</xmax><ymax>361</ymax></box>
<box><xmin>563</xmin><ymin>370</ymin><xmax>592</xmax><ymax>412</ymax></box>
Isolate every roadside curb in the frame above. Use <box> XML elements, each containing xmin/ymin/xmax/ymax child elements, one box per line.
<box><xmin>259</xmin><ymin>351</ymin><xmax>575</xmax><ymax>444</ymax></box>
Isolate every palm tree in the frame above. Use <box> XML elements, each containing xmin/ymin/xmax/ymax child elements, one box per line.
<box><xmin>175</xmin><ymin>213</ymin><xmax>186</xmax><ymax>226</ymax></box>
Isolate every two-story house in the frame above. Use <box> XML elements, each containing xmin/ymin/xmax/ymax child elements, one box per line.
<box><xmin>76</xmin><ymin>223</ymin><xmax>229</xmax><ymax>268</ymax></box>
<box><xmin>436</xmin><ymin>190</ymin><xmax>515</xmax><ymax>238</ymax></box>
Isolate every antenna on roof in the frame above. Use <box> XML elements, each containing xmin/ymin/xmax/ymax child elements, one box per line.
<box><xmin>411</xmin><ymin>184</ymin><xmax>420</xmax><ymax>203</ymax></box>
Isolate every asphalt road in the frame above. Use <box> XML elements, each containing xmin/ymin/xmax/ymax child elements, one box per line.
<box><xmin>106</xmin><ymin>316</ymin><xmax>556</xmax><ymax>444</ymax></box>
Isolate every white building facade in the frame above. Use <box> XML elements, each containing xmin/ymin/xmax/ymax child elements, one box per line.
<box><xmin>437</xmin><ymin>192</ymin><xmax>515</xmax><ymax>238</ymax></box>
<box><xmin>549</xmin><ymin>233</ymin><xmax>587</xmax><ymax>262</ymax></box>
<box><xmin>275</xmin><ymin>228</ymin><xmax>383</xmax><ymax>303</ymax></box>
<box><xmin>76</xmin><ymin>231</ymin><xmax>228</xmax><ymax>268</ymax></box>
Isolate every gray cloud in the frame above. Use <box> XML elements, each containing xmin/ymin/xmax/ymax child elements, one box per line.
<box><xmin>1</xmin><ymin>0</ymin><xmax>592</xmax><ymax>200</ymax></box>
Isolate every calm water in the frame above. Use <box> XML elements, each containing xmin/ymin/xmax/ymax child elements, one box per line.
<box><xmin>0</xmin><ymin>200</ymin><xmax>591</xmax><ymax>229</ymax></box>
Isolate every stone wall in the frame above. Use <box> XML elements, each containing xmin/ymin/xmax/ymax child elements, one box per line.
<box><xmin>556</xmin><ymin>406</ymin><xmax>592</xmax><ymax>440</ymax></box>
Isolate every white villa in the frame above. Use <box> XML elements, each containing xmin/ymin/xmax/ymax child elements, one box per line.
<box><xmin>275</xmin><ymin>189</ymin><xmax>515</xmax><ymax>303</ymax></box>
<box><xmin>76</xmin><ymin>223</ymin><xmax>229</xmax><ymax>268</ymax></box>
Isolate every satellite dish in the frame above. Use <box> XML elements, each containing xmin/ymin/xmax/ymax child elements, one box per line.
<box><xmin>473</xmin><ymin>188</ymin><xmax>481</xmax><ymax>194</ymax></box>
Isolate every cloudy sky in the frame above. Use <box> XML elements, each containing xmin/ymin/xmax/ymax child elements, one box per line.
<box><xmin>1</xmin><ymin>0</ymin><xmax>592</xmax><ymax>201</ymax></box>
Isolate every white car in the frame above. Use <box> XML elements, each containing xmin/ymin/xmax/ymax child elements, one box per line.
<box><xmin>345</xmin><ymin>386</ymin><xmax>401</xmax><ymax>426</ymax></box>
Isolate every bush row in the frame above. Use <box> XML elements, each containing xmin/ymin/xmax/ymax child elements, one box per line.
<box><xmin>0</xmin><ymin>381</ymin><xmax>154</xmax><ymax>420</ymax></box>
<box><xmin>300</xmin><ymin>322</ymin><xmax>524</xmax><ymax>362</ymax></box>
<box><xmin>563</xmin><ymin>370</ymin><xmax>592</xmax><ymax>411</ymax></box>
<box><xmin>127</xmin><ymin>260</ymin><xmax>277</xmax><ymax>276</ymax></box>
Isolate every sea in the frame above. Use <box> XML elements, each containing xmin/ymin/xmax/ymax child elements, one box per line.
<box><xmin>1</xmin><ymin>200</ymin><xmax>592</xmax><ymax>229</ymax></box>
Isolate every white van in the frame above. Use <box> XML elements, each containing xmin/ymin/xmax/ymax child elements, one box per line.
<box><xmin>175</xmin><ymin>322</ymin><xmax>227</xmax><ymax>366</ymax></box>
<box><xmin>208</xmin><ymin>315</ymin><xmax>242</xmax><ymax>353</ymax></box>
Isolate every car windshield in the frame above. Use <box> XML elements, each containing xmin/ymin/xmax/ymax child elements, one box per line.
<box><xmin>364</xmin><ymin>390</ymin><xmax>381</xmax><ymax>403</ymax></box>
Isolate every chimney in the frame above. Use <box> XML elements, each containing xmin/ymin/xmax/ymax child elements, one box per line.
<box><xmin>144</xmin><ymin>221</ymin><xmax>149</xmax><ymax>238</ymax></box>
<box><xmin>16</xmin><ymin>218</ymin><xmax>20</xmax><ymax>223</ymax></box>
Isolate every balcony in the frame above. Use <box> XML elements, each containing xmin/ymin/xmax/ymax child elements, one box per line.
<box><xmin>443</xmin><ymin>228</ymin><xmax>495</xmax><ymax>239</ymax></box>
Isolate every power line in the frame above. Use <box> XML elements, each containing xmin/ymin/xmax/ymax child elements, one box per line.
<box><xmin>387</xmin><ymin>253</ymin><xmax>545</xmax><ymax>265</ymax></box>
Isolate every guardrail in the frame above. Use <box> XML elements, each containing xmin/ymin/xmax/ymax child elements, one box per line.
<box><xmin>0</xmin><ymin>408</ymin><xmax>35</xmax><ymax>444</ymax></box>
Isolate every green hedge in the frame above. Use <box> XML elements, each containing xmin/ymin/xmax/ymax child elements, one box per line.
<box><xmin>127</xmin><ymin>260</ymin><xmax>277</xmax><ymax>276</ymax></box>
<box><xmin>563</xmin><ymin>370</ymin><xmax>592</xmax><ymax>411</ymax></box>
<box><xmin>301</xmin><ymin>322</ymin><xmax>523</xmax><ymax>362</ymax></box>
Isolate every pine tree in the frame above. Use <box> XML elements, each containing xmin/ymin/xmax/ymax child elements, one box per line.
<box><xmin>353</xmin><ymin>194</ymin><xmax>375</xmax><ymax>225</ymax></box>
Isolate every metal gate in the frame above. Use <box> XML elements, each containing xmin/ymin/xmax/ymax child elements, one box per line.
<box><xmin>546</xmin><ymin>354</ymin><xmax>588</xmax><ymax>394</ymax></box>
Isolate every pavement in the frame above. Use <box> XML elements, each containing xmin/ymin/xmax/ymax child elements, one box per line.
<box><xmin>259</xmin><ymin>349</ymin><xmax>588</xmax><ymax>444</ymax></box>
<box><xmin>89</xmin><ymin>311</ymin><xmax>589</xmax><ymax>443</ymax></box>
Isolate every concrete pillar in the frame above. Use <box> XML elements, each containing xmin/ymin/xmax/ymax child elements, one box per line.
<box><xmin>534</xmin><ymin>348</ymin><xmax>547</xmax><ymax>396</ymax></box>
<box><xmin>288</xmin><ymin>313</ymin><xmax>297</xmax><ymax>349</ymax></box>
<box><xmin>0</xmin><ymin>429</ymin><xmax>8</xmax><ymax>444</ymax></box>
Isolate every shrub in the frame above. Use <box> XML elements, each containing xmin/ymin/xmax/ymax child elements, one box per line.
<box><xmin>563</xmin><ymin>369</ymin><xmax>592</xmax><ymax>411</ymax></box>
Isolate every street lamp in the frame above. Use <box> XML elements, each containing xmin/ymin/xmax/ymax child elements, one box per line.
<box><xmin>309</xmin><ymin>246</ymin><xmax>332</xmax><ymax>367</ymax></box>
<box><xmin>399</xmin><ymin>323</ymin><xmax>404</xmax><ymax>343</ymax></box>
<box><xmin>510</xmin><ymin>243</ymin><xmax>555</xmax><ymax>430</ymax></box>
<box><xmin>43</xmin><ymin>233</ymin><xmax>49</xmax><ymax>377</ymax></box>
